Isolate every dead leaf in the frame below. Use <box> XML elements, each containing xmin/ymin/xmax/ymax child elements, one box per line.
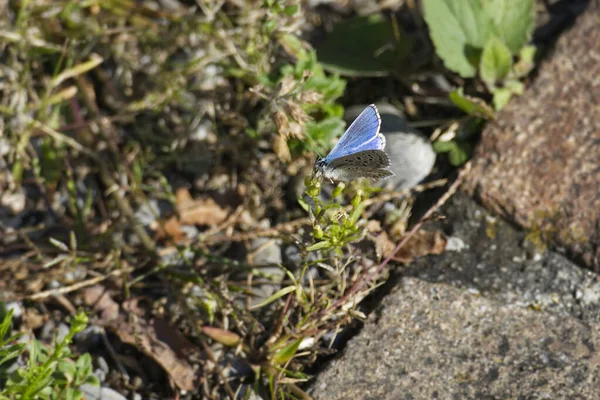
<box><xmin>154</xmin><ymin>215</ymin><xmax>187</xmax><ymax>242</ymax></box>
<box><xmin>368</xmin><ymin>220</ymin><xmax>395</xmax><ymax>260</ymax></box>
<box><xmin>367</xmin><ymin>221</ymin><xmax>447</xmax><ymax>263</ymax></box>
<box><xmin>82</xmin><ymin>285</ymin><xmax>120</xmax><ymax>322</ymax></box>
<box><xmin>392</xmin><ymin>230</ymin><xmax>447</xmax><ymax>263</ymax></box>
<box><xmin>106</xmin><ymin>317</ymin><xmax>199</xmax><ymax>391</ymax></box>
<box><xmin>273</xmin><ymin>133</ymin><xmax>291</xmax><ymax>162</ymax></box>
<box><xmin>175</xmin><ymin>188</ymin><xmax>229</xmax><ymax>226</ymax></box>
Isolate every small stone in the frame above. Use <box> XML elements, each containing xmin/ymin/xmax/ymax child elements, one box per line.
<box><xmin>445</xmin><ymin>236</ymin><xmax>468</xmax><ymax>252</ymax></box>
<box><xmin>56</xmin><ymin>323</ymin><xmax>70</xmax><ymax>343</ymax></box>
<box><xmin>80</xmin><ymin>385</ymin><xmax>127</xmax><ymax>400</ymax></box>
<box><xmin>5</xmin><ymin>302</ymin><xmax>23</xmax><ymax>319</ymax></box>
<box><xmin>0</xmin><ymin>190</ymin><xmax>26</xmax><ymax>214</ymax></box>
<box><xmin>74</xmin><ymin>325</ymin><xmax>104</xmax><ymax>347</ymax></box>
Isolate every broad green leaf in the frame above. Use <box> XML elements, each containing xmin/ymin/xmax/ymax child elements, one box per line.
<box><xmin>297</xmin><ymin>197</ymin><xmax>310</xmax><ymax>212</ymax></box>
<box><xmin>65</xmin><ymin>388</ymin><xmax>83</xmax><ymax>400</ymax></box>
<box><xmin>492</xmin><ymin>87</ymin><xmax>512</xmax><ymax>110</ymax></box>
<box><xmin>448</xmin><ymin>141</ymin><xmax>472</xmax><ymax>166</ymax></box>
<box><xmin>75</xmin><ymin>353</ymin><xmax>93</xmax><ymax>380</ymax></box>
<box><xmin>58</xmin><ymin>359</ymin><xmax>76</xmax><ymax>383</ymax></box>
<box><xmin>316</xmin><ymin>15</ymin><xmax>411</xmax><ymax>77</ymax></box>
<box><xmin>484</xmin><ymin>0</ymin><xmax>535</xmax><ymax>54</ymax></box>
<box><xmin>432</xmin><ymin>140</ymin><xmax>456</xmax><ymax>153</ymax></box>
<box><xmin>250</xmin><ymin>285</ymin><xmax>296</xmax><ymax>309</ymax></box>
<box><xmin>514</xmin><ymin>44</ymin><xmax>537</xmax><ymax>77</ymax></box>
<box><xmin>271</xmin><ymin>339</ymin><xmax>302</xmax><ymax>365</ymax></box>
<box><xmin>480</xmin><ymin>36</ymin><xmax>512</xmax><ymax>88</ymax></box>
<box><xmin>423</xmin><ymin>0</ymin><xmax>493</xmax><ymax>77</ymax></box>
<box><xmin>505</xmin><ymin>79</ymin><xmax>524</xmax><ymax>95</ymax></box>
<box><xmin>449</xmin><ymin>88</ymin><xmax>495</xmax><ymax>119</ymax></box>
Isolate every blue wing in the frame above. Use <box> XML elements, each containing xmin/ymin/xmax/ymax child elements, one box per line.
<box><xmin>325</xmin><ymin>104</ymin><xmax>384</xmax><ymax>162</ymax></box>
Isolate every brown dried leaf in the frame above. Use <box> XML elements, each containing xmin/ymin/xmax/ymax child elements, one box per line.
<box><xmin>82</xmin><ymin>285</ymin><xmax>120</xmax><ymax>322</ymax></box>
<box><xmin>368</xmin><ymin>220</ymin><xmax>447</xmax><ymax>263</ymax></box>
<box><xmin>392</xmin><ymin>230</ymin><xmax>447</xmax><ymax>263</ymax></box>
<box><xmin>175</xmin><ymin>187</ymin><xmax>229</xmax><ymax>226</ymax></box>
<box><xmin>154</xmin><ymin>215</ymin><xmax>187</xmax><ymax>242</ymax></box>
<box><xmin>106</xmin><ymin>317</ymin><xmax>199</xmax><ymax>391</ymax></box>
<box><xmin>273</xmin><ymin>133</ymin><xmax>292</xmax><ymax>162</ymax></box>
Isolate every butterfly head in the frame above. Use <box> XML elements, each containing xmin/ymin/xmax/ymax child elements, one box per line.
<box><xmin>314</xmin><ymin>158</ymin><xmax>327</xmax><ymax>170</ymax></box>
<box><xmin>312</xmin><ymin>158</ymin><xmax>326</xmax><ymax>180</ymax></box>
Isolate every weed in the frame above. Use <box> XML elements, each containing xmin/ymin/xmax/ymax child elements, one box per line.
<box><xmin>0</xmin><ymin>308</ymin><xmax>98</xmax><ymax>400</ymax></box>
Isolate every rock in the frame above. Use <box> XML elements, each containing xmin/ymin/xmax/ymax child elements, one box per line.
<box><xmin>344</xmin><ymin>103</ymin><xmax>436</xmax><ymax>190</ymax></box>
<box><xmin>311</xmin><ymin>193</ymin><xmax>600</xmax><ymax>398</ymax></box>
<box><xmin>80</xmin><ymin>385</ymin><xmax>127</xmax><ymax>400</ymax></box>
<box><xmin>5</xmin><ymin>302</ymin><xmax>23</xmax><ymax>320</ymax></box>
<box><xmin>56</xmin><ymin>322</ymin><xmax>70</xmax><ymax>343</ymax></box>
<box><xmin>311</xmin><ymin>277</ymin><xmax>600</xmax><ymax>399</ymax></box>
<box><xmin>403</xmin><ymin>193</ymin><xmax>600</xmax><ymax>323</ymax></box>
<box><xmin>463</xmin><ymin>3</ymin><xmax>600</xmax><ymax>270</ymax></box>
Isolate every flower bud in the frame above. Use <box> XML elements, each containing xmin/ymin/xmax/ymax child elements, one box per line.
<box><xmin>332</xmin><ymin>182</ymin><xmax>345</xmax><ymax>198</ymax></box>
<box><xmin>313</xmin><ymin>225</ymin><xmax>323</xmax><ymax>239</ymax></box>
<box><xmin>351</xmin><ymin>190</ymin><xmax>362</xmax><ymax>207</ymax></box>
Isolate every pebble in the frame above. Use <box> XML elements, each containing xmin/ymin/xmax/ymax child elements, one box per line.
<box><xmin>80</xmin><ymin>384</ymin><xmax>127</xmax><ymax>400</ymax></box>
<box><xmin>5</xmin><ymin>302</ymin><xmax>23</xmax><ymax>319</ymax></box>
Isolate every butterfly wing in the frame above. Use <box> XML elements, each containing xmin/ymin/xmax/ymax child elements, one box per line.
<box><xmin>326</xmin><ymin>150</ymin><xmax>391</xmax><ymax>169</ymax></box>
<box><xmin>325</xmin><ymin>166</ymin><xmax>395</xmax><ymax>182</ymax></box>
<box><xmin>323</xmin><ymin>150</ymin><xmax>394</xmax><ymax>182</ymax></box>
<box><xmin>325</xmin><ymin>105</ymin><xmax>384</xmax><ymax>161</ymax></box>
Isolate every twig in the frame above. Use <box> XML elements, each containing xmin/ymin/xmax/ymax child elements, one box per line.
<box><xmin>22</xmin><ymin>267</ymin><xmax>133</xmax><ymax>301</ymax></box>
<box><xmin>324</xmin><ymin>162</ymin><xmax>471</xmax><ymax>316</ymax></box>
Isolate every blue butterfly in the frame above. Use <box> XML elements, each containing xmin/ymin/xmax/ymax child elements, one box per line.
<box><xmin>314</xmin><ymin>104</ymin><xmax>394</xmax><ymax>182</ymax></box>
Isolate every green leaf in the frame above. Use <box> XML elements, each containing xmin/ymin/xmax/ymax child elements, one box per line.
<box><xmin>75</xmin><ymin>353</ymin><xmax>93</xmax><ymax>381</ymax></box>
<box><xmin>449</xmin><ymin>88</ymin><xmax>495</xmax><ymax>119</ymax></box>
<box><xmin>480</xmin><ymin>36</ymin><xmax>512</xmax><ymax>89</ymax></box>
<box><xmin>492</xmin><ymin>87</ymin><xmax>512</xmax><ymax>110</ymax></box>
<box><xmin>423</xmin><ymin>0</ymin><xmax>493</xmax><ymax>77</ymax></box>
<box><xmin>283</xmin><ymin>5</ymin><xmax>298</xmax><ymax>16</ymax></box>
<box><xmin>250</xmin><ymin>286</ymin><xmax>296</xmax><ymax>310</ymax></box>
<box><xmin>505</xmin><ymin>79</ymin><xmax>524</xmax><ymax>95</ymax></box>
<box><xmin>279</xmin><ymin>33</ymin><xmax>308</xmax><ymax>60</ymax></box>
<box><xmin>316</xmin><ymin>15</ymin><xmax>411</xmax><ymax>77</ymax></box>
<box><xmin>432</xmin><ymin>140</ymin><xmax>456</xmax><ymax>153</ymax></box>
<box><xmin>0</xmin><ymin>343</ymin><xmax>25</xmax><ymax>368</ymax></box>
<box><xmin>271</xmin><ymin>339</ymin><xmax>302</xmax><ymax>365</ymax></box>
<box><xmin>305</xmin><ymin>117</ymin><xmax>345</xmax><ymax>154</ymax></box>
<box><xmin>448</xmin><ymin>141</ymin><xmax>472</xmax><ymax>166</ymax></box>
<box><xmin>83</xmin><ymin>374</ymin><xmax>100</xmax><ymax>386</ymax></box>
<box><xmin>297</xmin><ymin>197</ymin><xmax>310</xmax><ymax>213</ymax></box>
<box><xmin>0</xmin><ymin>308</ymin><xmax>14</xmax><ymax>342</ymax></box>
<box><xmin>58</xmin><ymin>359</ymin><xmax>76</xmax><ymax>383</ymax></box>
<box><xmin>347</xmin><ymin>203</ymin><xmax>365</xmax><ymax>226</ymax></box>
<box><xmin>514</xmin><ymin>44</ymin><xmax>537</xmax><ymax>77</ymax></box>
<box><xmin>306</xmin><ymin>241</ymin><xmax>331</xmax><ymax>252</ymax></box>
<box><xmin>484</xmin><ymin>0</ymin><xmax>535</xmax><ymax>54</ymax></box>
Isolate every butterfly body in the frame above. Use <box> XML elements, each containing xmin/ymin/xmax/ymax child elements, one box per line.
<box><xmin>315</xmin><ymin>104</ymin><xmax>394</xmax><ymax>182</ymax></box>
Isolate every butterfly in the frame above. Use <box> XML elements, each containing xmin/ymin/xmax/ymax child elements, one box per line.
<box><xmin>314</xmin><ymin>104</ymin><xmax>395</xmax><ymax>182</ymax></box>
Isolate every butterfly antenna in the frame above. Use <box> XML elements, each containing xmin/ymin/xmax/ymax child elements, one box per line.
<box><xmin>303</xmin><ymin>140</ymin><xmax>323</xmax><ymax>159</ymax></box>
